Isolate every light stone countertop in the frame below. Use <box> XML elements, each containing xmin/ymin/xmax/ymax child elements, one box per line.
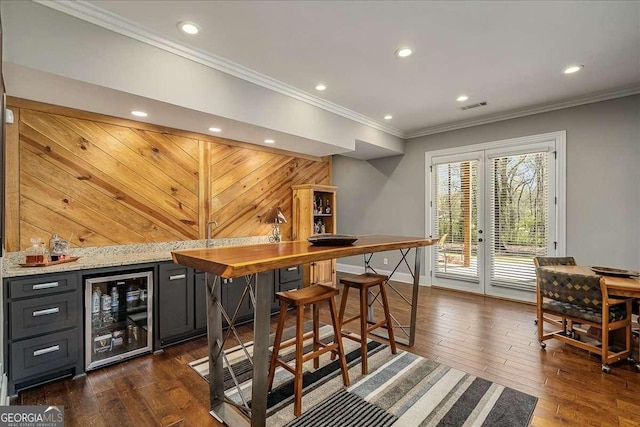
<box><xmin>3</xmin><ymin>236</ymin><xmax>269</xmax><ymax>278</ymax></box>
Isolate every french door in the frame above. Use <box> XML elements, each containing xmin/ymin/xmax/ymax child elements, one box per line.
<box><xmin>426</xmin><ymin>132</ymin><xmax>565</xmax><ymax>302</ymax></box>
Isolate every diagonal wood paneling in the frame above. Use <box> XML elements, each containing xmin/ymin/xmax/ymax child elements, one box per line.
<box><xmin>6</xmin><ymin>99</ymin><xmax>331</xmax><ymax>251</ymax></box>
<box><xmin>209</xmin><ymin>145</ymin><xmax>330</xmax><ymax>241</ymax></box>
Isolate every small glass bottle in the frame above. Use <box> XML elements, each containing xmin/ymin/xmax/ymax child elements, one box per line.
<box><xmin>49</xmin><ymin>234</ymin><xmax>61</xmax><ymax>261</ymax></box>
<box><xmin>92</xmin><ymin>287</ymin><xmax>102</xmax><ymax>314</ymax></box>
<box><xmin>111</xmin><ymin>286</ymin><xmax>119</xmax><ymax>313</ymax></box>
<box><xmin>26</xmin><ymin>238</ymin><xmax>46</xmax><ymax>264</ymax></box>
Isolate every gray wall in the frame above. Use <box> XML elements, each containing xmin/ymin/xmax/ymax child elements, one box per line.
<box><xmin>334</xmin><ymin>95</ymin><xmax>640</xmax><ymax>272</ymax></box>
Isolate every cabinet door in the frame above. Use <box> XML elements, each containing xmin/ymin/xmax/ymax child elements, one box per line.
<box><xmin>194</xmin><ymin>272</ymin><xmax>207</xmax><ymax>330</ymax></box>
<box><xmin>312</xmin><ymin>260</ymin><xmax>335</xmax><ymax>287</ymax></box>
<box><xmin>158</xmin><ymin>263</ymin><xmax>193</xmax><ymax>340</ymax></box>
<box><xmin>222</xmin><ymin>272</ymin><xmax>273</xmax><ymax>324</ymax></box>
<box><xmin>222</xmin><ymin>277</ymin><xmax>252</xmax><ymax>324</ymax></box>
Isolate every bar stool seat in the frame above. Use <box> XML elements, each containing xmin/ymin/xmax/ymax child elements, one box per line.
<box><xmin>336</xmin><ymin>273</ymin><xmax>397</xmax><ymax>375</ymax></box>
<box><xmin>267</xmin><ymin>285</ymin><xmax>350</xmax><ymax>416</ymax></box>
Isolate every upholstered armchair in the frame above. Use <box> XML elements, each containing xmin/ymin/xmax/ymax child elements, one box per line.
<box><xmin>534</xmin><ymin>258</ymin><xmax>633</xmax><ymax>373</ymax></box>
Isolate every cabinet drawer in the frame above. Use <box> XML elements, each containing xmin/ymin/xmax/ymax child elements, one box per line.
<box><xmin>10</xmin><ymin>292</ymin><xmax>79</xmax><ymax>340</ymax></box>
<box><xmin>9</xmin><ymin>273</ymin><xmax>78</xmax><ymax>299</ymax></box>
<box><xmin>279</xmin><ymin>280</ymin><xmax>301</xmax><ymax>294</ymax></box>
<box><xmin>279</xmin><ymin>265</ymin><xmax>302</xmax><ymax>284</ymax></box>
<box><xmin>10</xmin><ymin>328</ymin><xmax>79</xmax><ymax>382</ymax></box>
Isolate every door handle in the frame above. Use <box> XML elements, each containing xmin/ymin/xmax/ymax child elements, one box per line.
<box><xmin>169</xmin><ymin>274</ymin><xmax>186</xmax><ymax>281</ymax></box>
<box><xmin>478</xmin><ymin>238</ymin><xmax>484</xmax><ymax>242</ymax></box>
<box><xmin>286</xmin><ymin>267</ymin><xmax>298</xmax><ymax>271</ymax></box>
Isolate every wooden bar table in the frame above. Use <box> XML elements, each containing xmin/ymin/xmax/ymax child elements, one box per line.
<box><xmin>172</xmin><ymin>235</ymin><xmax>437</xmax><ymax>427</ymax></box>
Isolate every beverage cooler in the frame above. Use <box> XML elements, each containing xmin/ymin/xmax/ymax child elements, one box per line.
<box><xmin>85</xmin><ymin>271</ymin><xmax>153</xmax><ymax>370</ymax></box>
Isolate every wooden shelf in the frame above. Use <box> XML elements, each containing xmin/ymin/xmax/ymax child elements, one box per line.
<box><xmin>292</xmin><ymin>184</ymin><xmax>337</xmax><ymax>287</ymax></box>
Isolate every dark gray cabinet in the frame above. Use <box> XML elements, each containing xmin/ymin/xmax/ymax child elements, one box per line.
<box><xmin>157</xmin><ymin>263</ymin><xmax>194</xmax><ymax>342</ymax></box>
<box><xmin>2</xmin><ymin>260</ymin><xmax>303</xmax><ymax>393</ymax></box>
<box><xmin>277</xmin><ymin>265</ymin><xmax>303</xmax><ymax>293</ymax></box>
<box><xmin>157</xmin><ymin>266</ymin><xmax>300</xmax><ymax>348</ymax></box>
<box><xmin>4</xmin><ymin>272</ymin><xmax>83</xmax><ymax>394</ymax></box>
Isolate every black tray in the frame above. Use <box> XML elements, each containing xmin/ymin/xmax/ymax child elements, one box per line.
<box><xmin>590</xmin><ymin>266</ymin><xmax>640</xmax><ymax>277</ymax></box>
<box><xmin>308</xmin><ymin>234</ymin><xmax>358</xmax><ymax>246</ymax></box>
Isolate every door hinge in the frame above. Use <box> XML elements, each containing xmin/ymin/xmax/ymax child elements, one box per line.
<box><xmin>554</xmin><ymin>196</ymin><xmax>557</xmax><ymax>205</ymax></box>
<box><xmin>430</xmin><ymin>270</ymin><xmax>433</xmax><ymax>277</ymax></box>
<box><xmin>554</xmin><ymin>242</ymin><xmax>557</xmax><ymax>250</ymax></box>
<box><xmin>430</xmin><ymin>165</ymin><xmax>433</xmax><ymax>172</ymax></box>
<box><xmin>430</xmin><ymin>200</ymin><xmax>433</xmax><ymax>207</ymax></box>
<box><xmin>553</xmin><ymin>151</ymin><xmax>557</xmax><ymax>159</ymax></box>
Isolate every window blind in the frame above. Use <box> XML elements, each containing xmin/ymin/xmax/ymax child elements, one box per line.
<box><xmin>489</xmin><ymin>152</ymin><xmax>549</xmax><ymax>289</ymax></box>
<box><xmin>434</xmin><ymin>160</ymin><xmax>479</xmax><ymax>279</ymax></box>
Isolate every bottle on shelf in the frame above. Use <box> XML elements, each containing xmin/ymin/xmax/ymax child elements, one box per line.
<box><xmin>111</xmin><ymin>286</ymin><xmax>119</xmax><ymax>313</ymax></box>
<box><xmin>325</xmin><ymin>198</ymin><xmax>331</xmax><ymax>214</ymax></box>
<box><xmin>92</xmin><ymin>286</ymin><xmax>102</xmax><ymax>327</ymax></box>
<box><xmin>92</xmin><ymin>287</ymin><xmax>102</xmax><ymax>314</ymax></box>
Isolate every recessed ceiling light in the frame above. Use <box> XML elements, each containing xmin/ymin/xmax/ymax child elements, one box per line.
<box><xmin>384</xmin><ymin>115</ymin><xmax>393</xmax><ymax>120</ymax></box>
<box><xmin>131</xmin><ymin>110</ymin><xmax>148</xmax><ymax>117</ymax></box>
<box><xmin>179</xmin><ymin>21</ymin><xmax>200</xmax><ymax>35</ymax></box>
<box><xmin>395</xmin><ymin>47</ymin><xmax>414</xmax><ymax>58</ymax></box>
<box><xmin>264</xmin><ymin>139</ymin><xmax>275</xmax><ymax>144</ymax></box>
<box><xmin>315</xmin><ymin>84</ymin><xmax>327</xmax><ymax>91</ymax></box>
<box><xmin>456</xmin><ymin>95</ymin><xmax>469</xmax><ymax>102</ymax></box>
<box><xmin>209</xmin><ymin>127</ymin><xmax>221</xmax><ymax>133</ymax></box>
<box><xmin>563</xmin><ymin>65</ymin><xmax>584</xmax><ymax>74</ymax></box>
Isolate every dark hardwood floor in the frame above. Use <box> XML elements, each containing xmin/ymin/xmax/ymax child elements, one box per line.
<box><xmin>13</xmin><ymin>277</ymin><xmax>640</xmax><ymax>426</ymax></box>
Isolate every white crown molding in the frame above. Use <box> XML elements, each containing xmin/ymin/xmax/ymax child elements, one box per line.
<box><xmin>34</xmin><ymin>0</ymin><xmax>405</xmax><ymax>138</ymax></box>
<box><xmin>28</xmin><ymin>1</ymin><xmax>640</xmax><ymax>143</ymax></box>
<box><xmin>407</xmin><ymin>85</ymin><xmax>640</xmax><ymax>139</ymax></box>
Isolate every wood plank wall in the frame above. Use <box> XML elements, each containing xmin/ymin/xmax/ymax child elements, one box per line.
<box><xmin>4</xmin><ymin>98</ymin><xmax>331</xmax><ymax>251</ymax></box>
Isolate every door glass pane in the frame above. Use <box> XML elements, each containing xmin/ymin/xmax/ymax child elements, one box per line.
<box><xmin>489</xmin><ymin>152</ymin><xmax>548</xmax><ymax>289</ymax></box>
<box><xmin>434</xmin><ymin>160</ymin><xmax>479</xmax><ymax>279</ymax></box>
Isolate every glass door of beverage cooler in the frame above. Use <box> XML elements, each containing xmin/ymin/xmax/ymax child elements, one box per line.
<box><xmin>85</xmin><ymin>271</ymin><xmax>153</xmax><ymax>370</ymax></box>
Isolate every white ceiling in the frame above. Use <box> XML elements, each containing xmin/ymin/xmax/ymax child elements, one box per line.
<box><xmin>6</xmin><ymin>1</ymin><xmax>640</xmax><ymax>159</ymax></box>
<box><xmin>77</xmin><ymin>0</ymin><xmax>640</xmax><ymax>136</ymax></box>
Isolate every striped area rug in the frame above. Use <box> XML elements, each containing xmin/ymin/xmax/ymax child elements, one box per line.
<box><xmin>189</xmin><ymin>325</ymin><xmax>536</xmax><ymax>426</ymax></box>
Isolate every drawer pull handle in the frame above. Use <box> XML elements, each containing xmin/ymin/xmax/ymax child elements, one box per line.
<box><xmin>169</xmin><ymin>274</ymin><xmax>186</xmax><ymax>281</ymax></box>
<box><xmin>32</xmin><ymin>282</ymin><xmax>60</xmax><ymax>290</ymax></box>
<box><xmin>32</xmin><ymin>307</ymin><xmax>60</xmax><ymax>317</ymax></box>
<box><xmin>287</xmin><ymin>267</ymin><xmax>298</xmax><ymax>272</ymax></box>
<box><xmin>33</xmin><ymin>345</ymin><xmax>60</xmax><ymax>357</ymax></box>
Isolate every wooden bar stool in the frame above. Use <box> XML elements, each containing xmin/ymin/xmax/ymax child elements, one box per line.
<box><xmin>267</xmin><ymin>285</ymin><xmax>350</xmax><ymax>416</ymax></box>
<box><xmin>336</xmin><ymin>273</ymin><xmax>397</xmax><ymax>375</ymax></box>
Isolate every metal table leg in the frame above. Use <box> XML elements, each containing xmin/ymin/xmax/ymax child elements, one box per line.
<box><xmin>205</xmin><ymin>273</ymin><xmax>266</xmax><ymax>427</ymax></box>
<box><xmin>251</xmin><ymin>274</ymin><xmax>271</xmax><ymax>427</ymax></box>
<box><xmin>206</xmin><ymin>272</ymin><xmax>224</xmax><ymax>410</ymax></box>
<box><xmin>205</xmin><ymin>273</ymin><xmax>249</xmax><ymax>425</ymax></box>
<box><xmin>409</xmin><ymin>246</ymin><xmax>422</xmax><ymax>346</ymax></box>
<box><xmin>365</xmin><ymin>246</ymin><xmax>423</xmax><ymax>346</ymax></box>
